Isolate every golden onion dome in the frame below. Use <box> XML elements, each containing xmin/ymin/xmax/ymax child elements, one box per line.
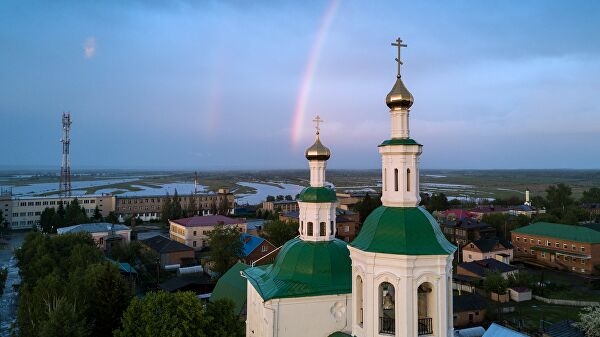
<box><xmin>385</xmin><ymin>76</ymin><xmax>413</xmax><ymax>109</ymax></box>
<box><xmin>305</xmin><ymin>134</ymin><xmax>331</xmax><ymax>161</ymax></box>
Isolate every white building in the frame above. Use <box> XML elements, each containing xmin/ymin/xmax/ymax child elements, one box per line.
<box><xmin>57</xmin><ymin>222</ymin><xmax>131</xmax><ymax>250</ymax></box>
<box><xmin>243</xmin><ymin>38</ymin><xmax>456</xmax><ymax>337</ymax></box>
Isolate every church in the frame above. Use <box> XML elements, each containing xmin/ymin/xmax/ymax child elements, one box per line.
<box><xmin>242</xmin><ymin>38</ymin><xmax>456</xmax><ymax>337</ymax></box>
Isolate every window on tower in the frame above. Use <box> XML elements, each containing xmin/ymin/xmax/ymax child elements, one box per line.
<box><xmin>356</xmin><ymin>275</ymin><xmax>364</xmax><ymax>327</ymax></box>
<box><xmin>394</xmin><ymin>169</ymin><xmax>399</xmax><ymax>191</ymax></box>
<box><xmin>417</xmin><ymin>283</ymin><xmax>434</xmax><ymax>335</ymax></box>
<box><xmin>307</xmin><ymin>222</ymin><xmax>313</xmax><ymax>236</ymax></box>
<box><xmin>319</xmin><ymin>222</ymin><xmax>326</xmax><ymax>236</ymax></box>
<box><xmin>379</xmin><ymin>282</ymin><xmax>395</xmax><ymax>334</ymax></box>
<box><xmin>407</xmin><ymin>168</ymin><xmax>411</xmax><ymax>192</ymax></box>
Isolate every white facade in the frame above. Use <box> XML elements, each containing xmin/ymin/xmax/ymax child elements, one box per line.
<box><xmin>349</xmin><ymin>248</ymin><xmax>453</xmax><ymax>337</ymax></box>
<box><xmin>246</xmin><ymin>285</ymin><xmax>352</xmax><ymax>337</ymax></box>
<box><xmin>380</xmin><ymin>143</ymin><xmax>422</xmax><ymax>207</ymax></box>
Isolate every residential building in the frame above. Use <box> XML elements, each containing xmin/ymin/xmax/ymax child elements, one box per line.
<box><xmin>115</xmin><ymin>189</ymin><xmax>235</xmax><ymax>222</ymax></box>
<box><xmin>56</xmin><ymin>222</ymin><xmax>130</xmax><ymax>250</ymax></box>
<box><xmin>336</xmin><ymin>190</ymin><xmax>376</xmax><ymax>211</ymax></box>
<box><xmin>6</xmin><ymin>194</ymin><xmax>115</xmax><ymax>230</ymax></box>
<box><xmin>140</xmin><ymin>235</ymin><xmax>195</xmax><ymax>268</ymax></box>
<box><xmin>469</xmin><ymin>205</ymin><xmax>510</xmax><ymax>220</ymax></box>
<box><xmin>456</xmin><ymin>258</ymin><xmax>518</xmax><ymax>280</ymax></box>
<box><xmin>440</xmin><ymin>217</ymin><xmax>496</xmax><ymax>247</ymax></box>
<box><xmin>461</xmin><ymin>237</ymin><xmax>513</xmax><ymax>263</ymax></box>
<box><xmin>261</xmin><ymin>200</ymin><xmax>299</xmax><ymax>213</ymax></box>
<box><xmin>169</xmin><ymin>215</ymin><xmax>246</xmax><ymax>250</ymax></box>
<box><xmin>453</xmin><ymin>294</ymin><xmax>487</xmax><ymax>328</ymax></box>
<box><xmin>511</xmin><ymin>222</ymin><xmax>600</xmax><ymax>275</ymax></box>
<box><xmin>240</xmin><ymin>233</ymin><xmax>276</xmax><ymax>266</ymax></box>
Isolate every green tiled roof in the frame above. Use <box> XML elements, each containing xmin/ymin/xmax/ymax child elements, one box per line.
<box><xmin>350</xmin><ymin>206</ymin><xmax>456</xmax><ymax>255</ymax></box>
<box><xmin>379</xmin><ymin>138</ymin><xmax>422</xmax><ymax>147</ymax></box>
<box><xmin>328</xmin><ymin>332</ymin><xmax>354</xmax><ymax>337</ymax></box>
<box><xmin>512</xmin><ymin>222</ymin><xmax>600</xmax><ymax>243</ymax></box>
<box><xmin>243</xmin><ymin>237</ymin><xmax>351</xmax><ymax>301</ymax></box>
<box><xmin>298</xmin><ymin>186</ymin><xmax>337</xmax><ymax>203</ymax></box>
<box><xmin>210</xmin><ymin>262</ymin><xmax>249</xmax><ymax>315</ymax></box>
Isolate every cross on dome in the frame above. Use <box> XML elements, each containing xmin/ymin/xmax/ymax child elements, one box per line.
<box><xmin>313</xmin><ymin>115</ymin><xmax>323</xmax><ymax>135</ymax></box>
<box><xmin>391</xmin><ymin>37</ymin><xmax>407</xmax><ymax>78</ymax></box>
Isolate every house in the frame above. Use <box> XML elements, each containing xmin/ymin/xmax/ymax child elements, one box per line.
<box><xmin>241</xmin><ymin>233</ymin><xmax>276</xmax><ymax>266</ymax></box>
<box><xmin>543</xmin><ymin>320</ymin><xmax>584</xmax><ymax>337</ymax></box>
<box><xmin>511</xmin><ymin>222</ymin><xmax>600</xmax><ymax>275</ymax></box>
<box><xmin>508</xmin><ymin>287</ymin><xmax>531</xmax><ymax>302</ymax></box>
<box><xmin>57</xmin><ymin>222</ymin><xmax>130</xmax><ymax>250</ymax></box>
<box><xmin>140</xmin><ymin>235</ymin><xmax>195</xmax><ymax>268</ymax></box>
<box><xmin>210</xmin><ymin>262</ymin><xmax>249</xmax><ymax>317</ymax></box>
<box><xmin>440</xmin><ymin>217</ymin><xmax>496</xmax><ymax>247</ymax></box>
<box><xmin>440</xmin><ymin>209</ymin><xmax>476</xmax><ymax>221</ymax></box>
<box><xmin>169</xmin><ymin>215</ymin><xmax>246</xmax><ymax>250</ymax></box>
<box><xmin>469</xmin><ymin>206</ymin><xmax>510</xmax><ymax>220</ymax></box>
<box><xmin>159</xmin><ymin>273</ymin><xmax>213</xmax><ymax>294</ymax></box>
<box><xmin>461</xmin><ymin>237</ymin><xmax>513</xmax><ymax>263</ymax></box>
<box><xmin>453</xmin><ymin>294</ymin><xmax>487</xmax><ymax>327</ymax></box>
<box><xmin>483</xmin><ymin>323</ymin><xmax>528</xmax><ymax>337</ymax></box>
<box><xmin>456</xmin><ymin>258</ymin><xmax>518</xmax><ymax>280</ymax></box>
<box><xmin>509</xmin><ymin>204</ymin><xmax>545</xmax><ymax>218</ymax></box>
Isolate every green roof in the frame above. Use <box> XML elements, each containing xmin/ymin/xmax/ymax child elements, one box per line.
<box><xmin>298</xmin><ymin>186</ymin><xmax>337</xmax><ymax>203</ymax></box>
<box><xmin>210</xmin><ymin>262</ymin><xmax>249</xmax><ymax>315</ymax></box>
<box><xmin>243</xmin><ymin>237</ymin><xmax>351</xmax><ymax>301</ymax></box>
<box><xmin>379</xmin><ymin>138</ymin><xmax>422</xmax><ymax>147</ymax></box>
<box><xmin>350</xmin><ymin>206</ymin><xmax>456</xmax><ymax>255</ymax></box>
<box><xmin>512</xmin><ymin>222</ymin><xmax>600</xmax><ymax>243</ymax></box>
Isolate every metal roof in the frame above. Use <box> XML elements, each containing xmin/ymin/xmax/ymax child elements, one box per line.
<box><xmin>57</xmin><ymin>222</ymin><xmax>130</xmax><ymax>234</ymax></box>
<box><xmin>512</xmin><ymin>222</ymin><xmax>600</xmax><ymax>243</ymax></box>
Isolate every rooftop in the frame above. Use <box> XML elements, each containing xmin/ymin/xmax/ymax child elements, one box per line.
<box><xmin>171</xmin><ymin>215</ymin><xmax>243</xmax><ymax>227</ymax></box>
<box><xmin>57</xmin><ymin>222</ymin><xmax>130</xmax><ymax>235</ymax></box>
<box><xmin>140</xmin><ymin>235</ymin><xmax>193</xmax><ymax>254</ymax></box>
<box><xmin>512</xmin><ymin>222</ymin><xmax>600</xmax><ymax>243</ymax></box>
<box><xmin>458</xmin><ymin>258</ymin><xmax>517</xmax><ymax>278</ymax></box>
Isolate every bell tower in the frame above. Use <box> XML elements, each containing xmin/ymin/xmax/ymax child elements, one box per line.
<box><xmin>348</xmin><ymin>37</ymin><xmax>456</xmax><ymax>337</ymax></box>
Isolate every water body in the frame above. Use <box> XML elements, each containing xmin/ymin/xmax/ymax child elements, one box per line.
<box><xmin>0</xmin><ymin>232</ymin><xmax>26</xmax><ymax>336</ymax></box>
<box><xmin>235</xmin><ymin>182</ymin><xmax>305</xmax><ymax>205</ymax></box>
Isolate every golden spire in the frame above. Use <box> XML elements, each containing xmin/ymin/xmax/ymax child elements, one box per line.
<box><xmin>305</xmin><ymin>116</ymin><xmax>331</xmax><ymax>161</ymax></box>
<box><xmin>386</xmin><ymin>37</ymin><xmax>414</xmax><ymax>109</ymax></box>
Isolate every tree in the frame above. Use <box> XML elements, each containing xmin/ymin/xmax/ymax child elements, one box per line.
<box><xmin>276</xmin><ymin>195</ymin><xmax>284</xmax><ymax>201</ymax></box>
<box><xmin>546</xmin><ymin>183</ymin><xmax>574</xmax><ymax>218</ymax></box>
<box><xmin>161</xmin><ymin>194</ymin><xmax>172</xmax><ymax>223</ymax></box>
<box><xmin>353</xmin><ymin>193</ymin><xmax>382</xmax><ymax>223</ymax></box>
<box><xmin>105</xmin><ymin>211</ymin><xmax>118</xmax><ymax>224</ymax></box>
<box><xmin>217</xmin><ymin>197</ymin><xmax>229</xmax><ymax>215</ymax></box>
<box><xmin>40</xmin><ymin>207</ymin><xmax>57</xmax><ymax>233</ymax></box>
<box><xmin>171</xmin><ymin>190</ymin><xmax>183</xmax><ymax>219</ymax></box>
<box><xmin>426</xmin><ymin>193</ymin><xmax>450</xmax><ymax>213</ymax></box>
<box><xmin>205</xmin><ymin>299</ymin><xmax>245</xmax><ymax>337</ymax></box>
<box><xmin>206</xmin><ymin>224</ymin><xmax>243</xmax><ymax>276</ymax></box>
<box><xmin>574</xmin><ymin>305</ymin><xmax>600</xmax><ymax>337</ymax></box>
<box><xmin>186</xmin><ymin>195</ymin><xmax>198</xmax><ymax>217</ymax></box>
<box><xmin>0</xmin><ymin>267</ymin><xmax>7</xmax><ymax>296</ymax></box>
<box><xmin>483</xmin><ymin>272</ymin><xmax>508</xmax><ymax>295</ymax></box>
<box><xmin>581</xmin><ymin>187</ymin><xmax>600</xmax><ymax>204</ymax></box>
<box><xmin>92</xmin><ymin>206</ymin><xmax>102</xmax><ymax>221</ymax></box>
<box><xmin>266</xmin><ymin>195</ymin><xmax>275</xmax><ymax>202</ymax></box>
<box><xmin>64</xmin><ymin>198</ymin><xmax>88</xmax><ymax>227</ymax></box>
<box><xmin>261</xmin><ymin>220</ymin><xmax>298</xmax><ymax>247</ymax></box>
<box><xmin>284</xmin><ymin>195</ymin><xmax>293</xmax><ymax>201</ymax></box>
<box><xmin>114</xmin><ymin>291</ymin><xmax>211</xmax><ymax>337</ymax></box>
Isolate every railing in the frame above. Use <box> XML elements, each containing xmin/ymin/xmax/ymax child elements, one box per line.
<box><xmin>418</xmin><ymin>317</ymin><xmax>433</xmax><ymax>335</ymax></box>
<box><xmin>379</xmin><ymin>316</ymin><xmax>395</xmax><ymax>334</ymax></box>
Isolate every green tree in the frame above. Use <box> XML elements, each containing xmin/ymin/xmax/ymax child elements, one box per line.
<box><xmin>0</xmin><ymin>267</ymin><xmax>7</xmax><ymax>296</ymax></box>
<box><xmin>105</xmin><ymin>211</ymin><xmax>118</xmax><ymax>224</ymax></box>
<box><xmin>38</xmin><ymin>296</ymin><xmax>90</xmax><ymax>337</ymax></box>
<box><xmin>353</xmin><ymin>193</ymin><xmax>382</xmax><ymax>223</ymax></box>
<box><xmin>266</xmin><ymin>195</ymin><xmax>275</xmax><ymax>202</ymax></box>
<box><xmin>546</xmin><ymin>183</ymin><xmax>574</xmax><ymax>218</ymax></box>
<box><xmin>186</xmin><ymin>195</ymin><xmax>198</xmax><ymax>217</ymax></box>
<box><xmin>284</xmin><ymin>195</ymin><xmax>293</xmax><ymax>201</ymax></box>
<box><xmin>581</xmin><ymin>187</ymin><xmax>600</xmax><ymax>204</ymax></box>
<box><xmin>483</xmin><ymin>272</ymin><xmax>508</xmax><ymax>295</ymax></box>
<box><xmin>171</xmin><ymin>190</ymin><xmax>183</xmax><ymax>219</ymax></box>
<box><xmin>205</xmin><ymin>299</ymin><xmax>245</xmax><ymax>337</ymax></box>
<box><xmin>261</xmin><ymin>219</ymin><xmax>298</xmax><ymax>247</ymax></box>
<box><xmin>92</xmin><ymin>206</ymin><xmax>102</xmax><ymax>221</ymax></box>
<box><xmin>574</xmin><ymin>305</ymin><xmax>600</xmax><ymax>337</ymax></box>
<box><xmin>426</xmin><ymin>193</ymin><xmax>450</xmax><ymax>213</ymax></box>
<box><xmin>206</xmin><ymin>224</ymin><xmax>243</xmax><ymax>276</ymax></box>
<box><xmin>161</xmin><ymin>194</ymin><xmax>172</xmax><ymax>223</ymax></box>
<box><xmin>40</xmin><ymin>207</ymin><xmax>57</xmax><ymax>233</ymax></box>
<box><xmin>64</xmin><ymin>198</ymin><xmax>88</xmax><ymax>227</ymax></box>
<box><xmin>218</xmin><ymin>197</ymin><xmax>230</xmax><ymax>215</ymax></box>
<box><xmin>114</xmin><ymin>291</ymin><xmax>211</xmax><ymax>337</ymax></box>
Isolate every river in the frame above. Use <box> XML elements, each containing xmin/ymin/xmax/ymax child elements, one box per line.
<box><xmin>0</xmin><ymin>232</ymin><xmax>26</xmax><ymax>336</ymax></box>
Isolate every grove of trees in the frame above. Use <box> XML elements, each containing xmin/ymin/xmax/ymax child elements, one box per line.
<box><xmin>39</xmin><ymin>199</ymin><xmax>90</xmax><ymax>233</ymax></box>
<box><xmin>261</xmin><ymin>219</ymin><xmax>298</xmax><ymax>247</ymax></box>
<box><xmin>206</xmin><ymin>224</ymin><xmax>243</xmax><ymax>276</ymax></box>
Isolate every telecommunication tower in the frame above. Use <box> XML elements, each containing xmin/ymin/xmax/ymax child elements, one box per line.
<box><xmin>59</xmin><ymin>112</ymin><xmax>72</xmax><ymax>197</ymax></box>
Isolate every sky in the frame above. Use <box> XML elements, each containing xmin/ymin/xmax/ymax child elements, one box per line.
<box><xmin>1</xmin><ymin>0</ymin><xmax>600</xmax><ymax>170</ymax></box>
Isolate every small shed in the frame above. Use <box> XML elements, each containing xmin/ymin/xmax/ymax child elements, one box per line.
<box><xmin>508</xmin><ymin>287</ymin><xmax>532</xmax><ymax>302</ymax></box>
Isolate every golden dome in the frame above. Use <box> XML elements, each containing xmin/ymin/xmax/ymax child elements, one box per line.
<box><xmin>305</xmin><ymin>134</ymin><xmax>331</xmax><ymax>161</ymax></box>
<box><xmin>385</xmin><ymin>76</ymin><xmax>413</xmax><ymax>109</ymax></box>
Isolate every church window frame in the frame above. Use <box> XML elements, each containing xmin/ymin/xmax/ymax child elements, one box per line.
<box><xmin>407</xmin><ymin>168</ymin><xmax>411</xmax><ymax>191</ymax></box>
<box><xmin>394</xmin><ymin>169</ymin><xmax>399</xmax><ymax>191</ymax></box>
<box><xmin>307</xmin><ymin>222</ymin><xmax>313</xmax><ymax>236</ymax></box>
<box><xmin>378</xmin><ymin>282</ymin><xmax>395</xmax><ymax>334</ymax></box>
<box><xmin>319</xmin><ymin>222</ymin><xmax>326</xmax><ymax>236</ymax></box>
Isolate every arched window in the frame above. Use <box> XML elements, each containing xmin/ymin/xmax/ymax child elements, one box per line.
<box><xmin>319</xmin><ymin>222</ymin><xmax>326</xmax><ymax>236</ymax></box>
<box><xmin>357</xmin><ymin>276</ymin><xmax>364</xmax><ymax>326</ymax></box>
<box><xmin>307</xmin><ymin>222</ymin><xmax>313</xmax><ymax>236</ymax></box>
<box><xmin>384</xmin><ymin>168</ymin><xmax>387</xmax><ymax>191</ymax></box>
<box><xmin>379</xmin><ymin>282</ymin><xmax>395</xmax><ymax>334</ymax></box>
<box><xmin>407</xmin><ymin>168</ymin><xmax>411</xmax><ymax>192</ymax></box>
<box><xmin>394</xmin><ymin>169</ymin><xmax>399</xmax><ymax>191</ymax></box>
<box><xmin>418</xmin><ymin>283</ymin><xmax>434</xmax><ymax>335</ymax></box>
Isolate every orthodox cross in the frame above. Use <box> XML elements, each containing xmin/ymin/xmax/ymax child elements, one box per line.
<box><xmin>391</xmin><ymin>37</ymin><xmax>407</xmax><ymax>78</ymax></box>
<box><xmin>313</xmin><ymin>115</ymin><xmax>323</xmax><ymax>135</ymax></box>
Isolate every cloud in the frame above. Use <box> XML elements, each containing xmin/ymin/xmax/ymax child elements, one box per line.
<box><xmin>83</xmin><ymin>37</ymin><xmax>96</xmax><ymax>59</ymax></box>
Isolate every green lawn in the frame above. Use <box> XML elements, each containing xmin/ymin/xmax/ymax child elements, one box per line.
<box><xmin>500</xmin><ymin>300</ymin><xmax>582</xmax><ymax>331</ymax></box>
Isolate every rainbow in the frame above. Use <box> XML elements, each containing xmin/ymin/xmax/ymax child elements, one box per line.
<box><xmin>290</xmin><ymin>0</ymin><xmax>341</xmax><ymax>146</ymax></box>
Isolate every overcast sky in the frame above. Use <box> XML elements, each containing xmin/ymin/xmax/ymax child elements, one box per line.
<box><xmin>2</xmin><ymin>0</ymin><xmax>599</xmax><ymax>170</ymax></box>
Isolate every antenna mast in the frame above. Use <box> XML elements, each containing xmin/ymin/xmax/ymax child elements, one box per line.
<box><xmin>59</xmin><ymin>112</ymin><xmax>72</xmax><ymax>197</ymax></box>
